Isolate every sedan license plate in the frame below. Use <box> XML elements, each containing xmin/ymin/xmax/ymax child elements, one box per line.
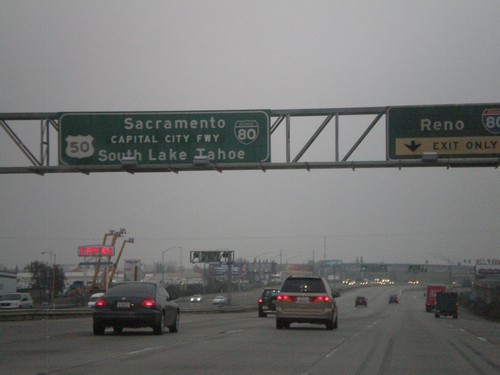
<box><xmin>297</xmin><ymin>297</ymin><xmax>309</xmax><ymax>303</ymax></box>
<box><xmin>116</xmin><ymin>301</ymin><xmax>130</xmax><ymax>308</ymax></box>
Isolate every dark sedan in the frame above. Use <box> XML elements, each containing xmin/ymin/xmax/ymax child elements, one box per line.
<box><xmin>355</xmin><ymin>296</ymin><xmax>367</xmax><ymax>307</ymax></box>
<box><xmin>258</xmin><ymin>288</ymin><xmax>279</xmax><ymax>317</ymax></box>
<box><xmin>389</xmin><ymin>294</ymin><xmax>399</xmax><ymax>304</ymax></box>
<box><xmin>93</xmin><ymin>281</ymin><xmax>179</xmax><ymax>335</ymax></box>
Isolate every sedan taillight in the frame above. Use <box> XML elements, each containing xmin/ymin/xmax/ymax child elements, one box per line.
<box><xmin>140</xmin><ymin>297</ymin><xmax>157</xmax><ymax>308</ymax></box>
<box><xmin>95</xmin><ymin>297</ymin><xmax>107</xmax><ymax>307</ymax></box>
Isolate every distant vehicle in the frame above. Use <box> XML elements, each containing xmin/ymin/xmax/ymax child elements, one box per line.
<box><xmin>65</xmin><ymin>280</ymin><xmax>85</xmax><ymax>297</ymax></box>
<box><xmin>190</xmin><ymin>294</ymin><xmax>203</xmax><ymax>303</ymax></box>
<box><xmin>425</xmin><ymin>285</ymin><xmax>447</xmax><ymax>312</ymax></box>
<box><xmin>276</xmin><ymin>276</ymin><xmax>339</xmax><ymax>330</ymax></box>
<box><xmin>87</xmin><ymin>292</ymin><xmax>104</xmax><ymax>308</ymax></box>
<box><xmin>212</xmin><ymin>295</ymin><xmax>226</xmax><ymax>305</ymax></box>
<box><xmin>389</xmin><ymin>294</ymin><xmax>399</xmax><ymax>304</ymax></box>
<box><xmin>434</xmin><ymin>291</ymin><xmax>458</xmax><ymax>319</ymax></box>
<box><xmin>0</xmin><ymin>293</ymin><xmax>33</xmax><ymax>309</ymax></box>
<box><xmin>93</xmin><ymin>281</ymin><xmax>179</xmax><ymax>335</ymax></box>
<box><xmin>355</xmin><ymin>296</ymin><xmax>367</xmax><ymax>307</ymax></box>
<box><xmin>258</xmin><ymin>288</ymin><xmax>279</xmax><ymax>317</ymax></box>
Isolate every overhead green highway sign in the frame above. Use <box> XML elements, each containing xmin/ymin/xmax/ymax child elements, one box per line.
<box><xmin>408</xmin><ymin>265</ymin><xmax>428</xmax><ymax>272</ymax></box>
<box><xmin>387</xmin><ymin>103</ymin><xmax>500</xmax><ymax>160</ymax></box>
<box><xmin>59</xmin><ymin>111</ymin><xmax>270</xmax><ymax>165</ymax></box>
<box><xmin>360</xmin><ymin>264</ymin><xmax>387</xmax><ymax>272</ymax></box>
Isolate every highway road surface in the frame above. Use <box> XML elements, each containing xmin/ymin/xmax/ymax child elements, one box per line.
<box><xmin>1</xmin><ymin>285</ymin><xmax>499</xmax><ymax>375</ymax></box>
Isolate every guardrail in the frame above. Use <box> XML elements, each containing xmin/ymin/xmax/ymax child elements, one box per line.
<box><xmin>0</xmin><ymin>308</ymin><xmax>93</xmax><ymax>321</ymax></box>
<box><xmin>0</xmin><ymin>304</ymin><xmax>255</xmax><ymax>321</ymax></box>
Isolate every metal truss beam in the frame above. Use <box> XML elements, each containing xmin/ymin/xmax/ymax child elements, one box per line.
<box><xmin>0</xmin><ymin>108</ymin><xmax>498</xmax><ymax>175</ymax></box>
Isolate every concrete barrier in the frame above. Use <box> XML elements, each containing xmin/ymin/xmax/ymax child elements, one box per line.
<box><xmin>0</xmin><ymin>308</ymin><xmax>93</xmax><ymax>321</ymax></box>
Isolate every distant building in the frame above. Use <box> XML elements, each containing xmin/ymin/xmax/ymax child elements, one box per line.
<box><xmin>0</xmin><ymin>271</ymin><xmax>17</xmax><ymax>294</ymax></box>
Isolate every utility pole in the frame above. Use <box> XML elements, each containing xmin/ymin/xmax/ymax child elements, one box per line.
<box><xmin>324</xmin><ymin>236</ymin><xmax>326</xmax><ymax>259</ymax></box>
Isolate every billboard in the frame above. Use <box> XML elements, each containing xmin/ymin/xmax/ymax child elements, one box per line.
<box><xmin>123</xmin><ymin>259</ymin><xmax>144</xmax><ymax>281</ymax></box>
<box><xmin>475</xmin><ymin>264</ymin><xmax>500</xmax><ymax>278</ymax></box>
<box><xmin>209</xmin><ymin>263</ymin><xmax>247</xmax><ymax>277</ymax></box>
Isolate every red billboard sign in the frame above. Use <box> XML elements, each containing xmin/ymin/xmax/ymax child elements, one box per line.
<box><xmin>78</xmin><ymin>245</ymin><xmax>114</xmax><ymax>257</ymax></box>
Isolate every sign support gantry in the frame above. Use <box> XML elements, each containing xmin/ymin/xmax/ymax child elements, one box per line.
<box><xmin>1</xmin><ymin>104</ymin><xmax>499</xmax><ymax>175</ymax></box>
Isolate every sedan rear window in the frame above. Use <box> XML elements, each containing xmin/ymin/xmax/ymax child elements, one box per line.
<box><xmin>280</xmin><ymin>278</ymin><xmax>326</xmax><ymax>293</ymax></box>
<box><xmin>263</xmin><ymin>289</ymin><xmax>279</xmax><ymax>298</ymax></box>
<box><xmin>106</xmin><ymin>283</ymin><xmax>156</xmax><ymax>296</ymax></box>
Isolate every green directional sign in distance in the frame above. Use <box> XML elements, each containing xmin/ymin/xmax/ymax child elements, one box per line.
<box><xmin>387</xmin><ymin>103</ymin><xmax>500</xmax><ymax>159</ymax></box>
<box><xmin>360</xmin><ymin>264</ymin><xmax>387</xmax><ymax>272</ymax></box>
<box><xmin>59</xmin><ymin>111</ymin><xmax>270</xmax><ymax>165</ymax></box>
<box><xmin>408</xmin><ymin>265</ymin><xmax>427</xmax><ymax>272</ymax></box>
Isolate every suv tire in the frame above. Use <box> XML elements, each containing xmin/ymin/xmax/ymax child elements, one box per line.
<box><xmin>276</xmin><ymin>318</ymin><xmax>284</xmax><ymax>329</ymax></box>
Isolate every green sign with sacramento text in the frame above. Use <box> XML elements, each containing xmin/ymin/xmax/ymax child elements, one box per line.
<box><xmin>59</xmin><ymin>111</ymin><xmax>270</xmax><ymax>165</ymax></box>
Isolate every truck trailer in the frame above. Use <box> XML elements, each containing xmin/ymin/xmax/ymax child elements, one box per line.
<box><xmin>434</xmin><ymin>291</ymin><xmax>458</xmax><ymax>319</ymax></box>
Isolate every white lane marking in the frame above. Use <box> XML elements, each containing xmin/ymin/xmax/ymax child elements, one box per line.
<box><xmin>366</xmin><ymin>317</ymin><xmax>386</xmax><ymax>329</ymax></box>
<box><xmin>224</xmin><ymin>329</ymin><xmax>242</xmax><ymax>334</ymax></box>
<box><xmin>477</xmin><ymin>337</ymin><xmax>487</xmax><ymax>342</ymax></box>
<box><xmin>326</xmin><ymin>349</ymin><xmax>337</xmax><ymax>357</ymax></box>
<box><xmin>128</xmin><ymin>346</ymin><xmax>162</xmax><ymax>355</ymax></box>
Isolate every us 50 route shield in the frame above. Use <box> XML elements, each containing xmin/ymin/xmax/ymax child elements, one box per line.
<box><xmin>59</xmin><ymin>111</ymin><xmax>270</xmax><ymax>166</ymax></box>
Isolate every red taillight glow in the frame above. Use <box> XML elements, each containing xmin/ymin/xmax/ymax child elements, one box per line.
<box><xmin>95</xmin><ymin>297</ymin><xmax>107</xmax><ymax>307</ymax></box>
<box><xmin>277</xmin><ymin>295</ymin><xmax>297</xmax><ymax>302</ymax></box>
<box><xmin>140</xmin><ymin>297</ymin><xmax>157</xmax><ymax>308</ymax></box>
<box><xmin>258</xmin><ymin>298</ymin><xmax>263</xmax><ymax>303</ymax></box>
<box><xmin>312</xmin><ymin>296</ymin><xmax>331</xmax><ymax>303</ymax></box>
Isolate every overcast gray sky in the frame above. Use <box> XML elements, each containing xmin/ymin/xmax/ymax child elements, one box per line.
<box><xmin>1</xmin><ymin>0</ymin><xmax>498</xmax><ymax>269</ymax></box>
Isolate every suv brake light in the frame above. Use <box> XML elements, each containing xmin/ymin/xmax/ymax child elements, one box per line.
<box><xmin>277</xmin><ymin>295</ymin><xmax>297</xmax><ymax>302</ymax></box>
<box><xmin>312</xmin><ymin>296</ymin><xmax>331</xmax><ymax>303</ymax></box>
<box><xmin>140</xmin><ymin>297</ymin><xmax>157</xmax><ymax>308</ymax></box>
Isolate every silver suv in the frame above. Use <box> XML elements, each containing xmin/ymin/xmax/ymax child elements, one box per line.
<box><xmin>275</xmin><ymin>276</ymin><xmax>339</xmax><ymax>330</ymax></box>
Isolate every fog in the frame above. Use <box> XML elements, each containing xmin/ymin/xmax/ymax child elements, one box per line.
<box><xmin>1</xmin><ymin>1</ymin><xmax>498</xmax><ymax>269</ymax></box>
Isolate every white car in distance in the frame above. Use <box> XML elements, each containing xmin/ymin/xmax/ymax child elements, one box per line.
<box><xmin>212</xmin><ymin>295</ymin><xmax>226</xmax><ymax>306</ymax></box>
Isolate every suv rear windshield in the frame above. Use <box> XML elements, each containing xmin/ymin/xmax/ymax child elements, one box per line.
<box><xmin>280</xmin><ymin>278</ymin><xmax>326</xmax><ymax>293</ymax></box>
